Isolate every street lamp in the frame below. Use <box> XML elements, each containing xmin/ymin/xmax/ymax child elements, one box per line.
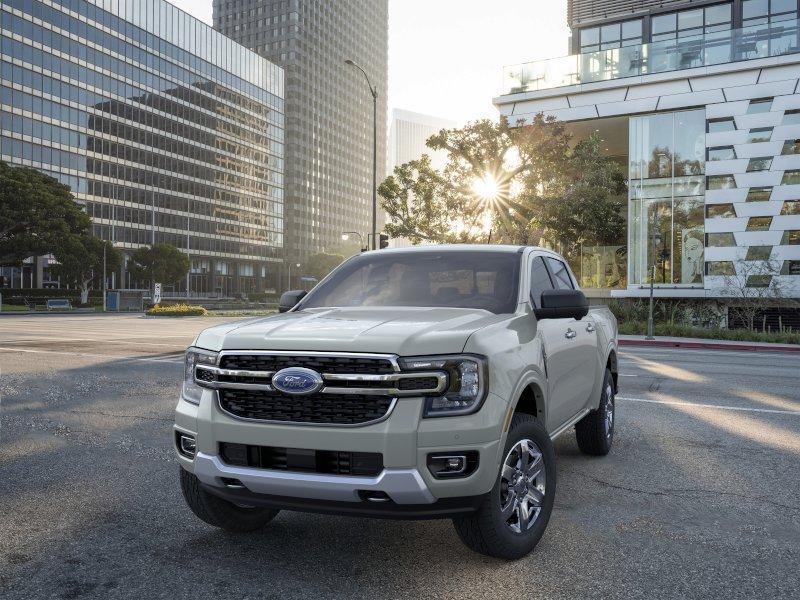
<box><xmin>341</xmin><ymin>231</ymin><xmax>366</xmax><ymax>252</ymax></box>
<box><xmin>345</xmin><ymin>59</ymin><xmax>378</xmax><ymax>251</ymax></box>
<box><xmin>287</xmin><ymin>261</ymin><xmax>301</xmax><ymax>291</ymax></box>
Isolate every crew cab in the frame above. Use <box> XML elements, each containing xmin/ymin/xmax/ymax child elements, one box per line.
<box><xmin>175</xmin><ymin>245</ymin><xmax>618</xmax><ymax>559</ymax></box>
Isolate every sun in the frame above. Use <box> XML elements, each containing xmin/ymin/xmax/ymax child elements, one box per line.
<box><xmin>472</xmin><ymin>173</ymin><xmax>500</xmax><ymax>201</ymax></box>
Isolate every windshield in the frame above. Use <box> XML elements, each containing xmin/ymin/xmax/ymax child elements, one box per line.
<box><xmin>298</xmin><ymin>250</ymin><xmax>521</xmax><ymax>314</ymax></box>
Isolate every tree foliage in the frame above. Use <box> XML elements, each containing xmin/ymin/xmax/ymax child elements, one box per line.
<box><xmin>128</xmin><ymin>243</ymin><xmax>189</xmax><ymax>288</ymax></box>
<box><xmin>52</xmin><ymin>235</ymin><xmax>121</xmax><ymax>304</ymax></box>
<box><xmin>378</xmin><ymin>115</ymin><xmax>626</xmax><ymax>255</ymax></box>
<box><xmin>302</xmin><ymin>252</ymin><xmax>345</xmax><ymax>282</ymax></box>
<box><xmin>0</xmin><ymin>161</ymin><xmax>90</xmax><ymax>265</ymax></box>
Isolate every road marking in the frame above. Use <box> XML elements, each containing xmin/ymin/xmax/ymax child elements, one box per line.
<box><xmin>0</xmin><ymin>346</ymin><xmax>182</xmax><ymax>364</ymax></box>
<box><xmin>617</xmin><ymin>396</ymin><xmax>800</xmax><ymax>416</ymax></box>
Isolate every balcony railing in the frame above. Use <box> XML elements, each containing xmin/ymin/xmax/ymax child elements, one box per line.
<box><xmin>503</xmin><ymin>18</ymin><xmax>800</xmax><ymax>95</ymax></box>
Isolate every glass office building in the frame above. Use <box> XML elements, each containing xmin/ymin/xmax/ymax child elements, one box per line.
<box><xmin>1</xmin><ymin>0</ymin><xmax>284</xmax><ymax>296</ymax></box>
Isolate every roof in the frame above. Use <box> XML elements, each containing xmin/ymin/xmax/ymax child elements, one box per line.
<box><xmin>362</xmin><ymin>244</ymin><xmax>547</xmax><ymax>255</ymax></box>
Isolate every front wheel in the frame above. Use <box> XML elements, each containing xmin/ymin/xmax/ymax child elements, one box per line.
<box><xmin>180</xmin><ymin>468</ymin><xmax>279</xmax><ymax>532</ymax></box>
<box><xmin>452</xmin><ymin>414</ymin><xmax>556</xmax><ymax>560</ymax></box>
<box><xmin>575</xmin><ymin>368</ymin><xmax>615</xmax><ymax>456</ymax></box>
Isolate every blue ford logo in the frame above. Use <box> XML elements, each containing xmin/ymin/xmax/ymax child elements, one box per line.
<box><xmin>272</xmin><ymin>367</ymin><xmax>324</xmax><ymax>395</ymax></box>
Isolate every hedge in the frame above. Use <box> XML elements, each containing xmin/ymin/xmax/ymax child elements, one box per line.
<box><xmin>146</xmin><ymin>303</ymin><xmax>207</xmax><ymax>317</ymax></box>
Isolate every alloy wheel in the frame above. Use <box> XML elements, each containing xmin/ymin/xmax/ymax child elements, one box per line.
<box><xmin>499</xmin><ymin>438</ymin><xmax>546</xmax><ymax>533</ymax></box>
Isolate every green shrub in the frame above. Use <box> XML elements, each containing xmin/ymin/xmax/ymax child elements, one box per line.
<box><xmin>146</xmin><ymin>303</ymin><xmax>207</xmax><ymax>317</ymax></box>
<box><xmin>619</xmin><ymin>320</ymin><xmax>800</xmax><ymax>344</ymax></box>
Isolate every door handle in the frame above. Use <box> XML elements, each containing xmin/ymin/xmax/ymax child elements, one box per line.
<box><xmin>586</xmin><ymin>322</ymin><xmax>596</xmax><ymax>333</ymax></box>
<box><xmin>565</xmin><ymin>328</ymin><xmax>577</xmax><ymax>339</ymax></box>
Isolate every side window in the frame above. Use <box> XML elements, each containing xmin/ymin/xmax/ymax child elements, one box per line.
<box><xmin>530</xmin><ymin>256</ymin><xmax>554</xmax><ymax>308</ymax></box>
<box><xmin>545</xmin><ymin>257</ymin><xmax>575</xmax><ymax>290</ymax></box>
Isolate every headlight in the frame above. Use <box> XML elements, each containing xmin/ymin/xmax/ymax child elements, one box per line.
<box><xmin>399</xmin><ymin>354</ymin><xmax>488</xmax><ymax>417</ymax></box>
<box><xmin>182</xmin><ymin>348</ymin><xmax>218</xmax><ymax>404</ymax></box>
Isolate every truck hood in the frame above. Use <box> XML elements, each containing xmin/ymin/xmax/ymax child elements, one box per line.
<box><xmin>194</xmin><ymin>307</ymin><xmax>508</xmax><ymax>356</ymax></box>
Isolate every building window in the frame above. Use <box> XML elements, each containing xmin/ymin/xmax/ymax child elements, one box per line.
<box><xmin>782</xmin><ymin>139</ymin><xmax>800</xmax><ymax>154</ymax></box>
<box><xmin>746</xmin><ymin>156</ymin><xmax>772</xmax><ymax>171</ymax></box>
<box><xmin>708</xmin><ymin>146</ymin><xmax>736</xmax><ymax>160</ymax></box>
<box><xmin>651</xmin><ymin>3</ymin><xmax>732</xmax><ymax>41</ymax></box>
<box><xmin>782</xmin><ymin>170</ymin><xmax>800</xmax><ymax>184</ymax></box>
<box><xmin>781</xmin><ymin>230</ymin><xmax>800</xmax><ymax>244</ymax></box>
<box><xmin>783</xmin><ymin>109</ymin><xmax>800</xmax><ymax>125</ymax></box>
<box><xmin>579</xmin><ymin>18</ymin><xmax>643</xmax><ymax>53</ymax></box>
<box><xmin>747</xmin><ymin>127</ymin><xmax>773</xmax><ymax>143</ymax></box>
<box><xmin>747</xmin><ymin>216</ymin><xmax>773</xmax><ymax>230</ymax></box>
<box><xmin>707</xmin><ymin>118</ymin><xmax>736</xmax><ymax>133</ymax></box>
<box><xmin>706</xmin><ymin>232</ymin><xmax>737</xmax><ymax>246</ymax></box>
<box><xmin>706</xmin><ymin>203</ymin><xmax>737</xmax><ymax>218</ymax></box>
<box><xmin>746</xmin><ymin>245</ymin><xmax>773</xmax><ymax>260</ymax></box>
<box><xmin>781</xmin><ymin>200</ymin><xmax>800</xmax><ymax>214</ymax></box>
<box><xmin>747</xmin><ymin>275</ymin><xmax>773</xmax><ymax>287</ymax></box>
<box><xmin>747</xmin><ymin>99</ymin><xmax>773</xmax><ymax>114</ymax></box>
<box><xmin>747</xmin><ymin>186</ymin><xmax>773</xmax><ymax>201</ymax></box>
<box><xmin>629</xmin><ymin>110</ymin><xmax>705</xmax><ymax>285</ymax></box>
<box><xmin>742</xmin><ymin>0</ymin><xmax>798</xmax><ymax>27</ymax></box>
<box><xmin>781</xmin><ymin>260</ymin><xmax>800</xmax><ymax>274</ymax></box>
<box><xmin>706</xmin><ymin>261</ymin><xmax>736</xmax><ymax>276</ymax></box>
<box><xmin>707</xmin><ymin>175</ymin><xmax>736</xmax><ymax>189</ymax></box>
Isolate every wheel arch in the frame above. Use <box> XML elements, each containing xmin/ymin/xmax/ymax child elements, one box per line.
<box><xmin>605</xmin><ymin>346</ymin><xmax>618</xmax><ymax>393</ymax></box>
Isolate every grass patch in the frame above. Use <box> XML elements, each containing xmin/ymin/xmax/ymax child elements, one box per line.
<box><xmin>619</xmin><ymin>320</ymin><xmax>800</xmax><ymax>345</ymax></box>
<box><xmin>146</xmin><ymin>303</ymin><xmax>207</xmax><ymax>317</ymax></box>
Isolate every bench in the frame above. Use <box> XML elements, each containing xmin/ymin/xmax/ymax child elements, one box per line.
<box><xmin>46</xmin><ymin>298</ymin><xmax>72</xmax><ymax>311</ymax></box>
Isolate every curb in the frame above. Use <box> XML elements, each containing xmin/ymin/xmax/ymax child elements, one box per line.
<box><xmin>619</xmin><ymin>338</ymin><xmax>800</xmax><ymax>353</ymax></box>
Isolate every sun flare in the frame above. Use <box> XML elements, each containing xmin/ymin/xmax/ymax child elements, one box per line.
<box><xmin>472</xmin><ymin>173</ymin><xmax>500</xmax><ymax>201</ymax></box>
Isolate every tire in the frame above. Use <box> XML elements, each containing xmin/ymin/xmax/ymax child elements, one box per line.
<box><xmin>452</xmin><ymin>413</ymin><xmax>556</xmax><ymax>560</ymax></box>
<box><xmin>179</xmin><ymin>468</ymin><xmax>279</xmax><ymax>532</ymax></box>
<box><xmin>575</xmin><ymin>368</ymin><xmax>615</xmax><ymax>456</ymax></box>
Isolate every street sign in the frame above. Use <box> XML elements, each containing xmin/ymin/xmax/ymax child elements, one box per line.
<box><xmin>153</xmin><ymin>283</ymin><xmax>162</xmax><ymax>304</ymax></box>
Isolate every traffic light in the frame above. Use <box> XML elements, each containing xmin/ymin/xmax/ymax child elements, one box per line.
<box><xmin>379</xmin><ymin>233</ymin><xmax>389</xmax><ymax>249</ymax></box>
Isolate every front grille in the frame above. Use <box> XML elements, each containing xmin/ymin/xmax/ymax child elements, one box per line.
<box><xmin>219</xmin><ymin>389</ymin><xmax>394</xmax><ymax>425</ymax></box>
<box><xmin>219</xmin><ymin>442</ymin><xmax>383</xmax><ymax>476</ymax></box>
<box><xmin>219</xmin><ymin>354</ymin><xmax>395</xmax><ymax>374</ymax></box>
<box><xmin>398</xmin><ymin>376</ymin><xmax>440</xmax><ymax>391</ymax></box>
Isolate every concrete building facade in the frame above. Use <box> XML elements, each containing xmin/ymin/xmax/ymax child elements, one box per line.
<box><xmin>495</xmin><ymin>0</ymin><xmax>800</xmax><ymax>299</ymax></box>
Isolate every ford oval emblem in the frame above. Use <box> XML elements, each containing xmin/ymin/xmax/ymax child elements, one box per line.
<box><xmin>272</xmin><ymin>367</ymin><xmax>324</xmax><ymax>395</ymax></box>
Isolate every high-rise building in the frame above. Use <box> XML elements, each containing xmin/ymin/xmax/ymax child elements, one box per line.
<box><xmin>1</xmin><ymin>0</ymin><xmax>284</xmax><ymax>296</ymax></box>
<box><xmin>389</xmin><ymin>109</ymin><xmax>456</xmax><ymax>172</ymax></box>
<box><xmin>213</xmin><ymin>0</ymin><xmax>389</xmax><ymax>259</ymax></box>
<box><xmin>495</xmin><ymin>0</ymin><xmax>800</xmax><ymax>299</ymax></box>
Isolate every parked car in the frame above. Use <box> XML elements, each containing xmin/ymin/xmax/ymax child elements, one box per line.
<box><xmin>175</xmin><ymin>245</ymin><xmax>618</xmax><ymax>559</ymax></box>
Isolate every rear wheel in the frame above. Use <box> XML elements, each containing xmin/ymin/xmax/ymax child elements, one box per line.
<box><xmin>452</xmin><ymin>413</ymin><xmax>556</xmax><ymax>560</ymax></box>
<box><xmin>180</xmin><ymin>468</ymin><xmax>279</xmax><ymax>532</ymax></box>
<box><xmin>575</xmin><ymin>368</ymin><xmax>615</xmax><ymax>456</ymax></box>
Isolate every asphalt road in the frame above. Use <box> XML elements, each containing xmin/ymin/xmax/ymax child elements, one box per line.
<box><xmin>1</xmin><ymin>314</ymin><xmax>798</xmax><ymax>600</ymax></box>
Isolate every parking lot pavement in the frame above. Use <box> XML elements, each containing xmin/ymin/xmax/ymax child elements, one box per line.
<box><xmin>1</xmin><ymin>315</ymin><xmax>798</xmax><ymax>600</ymax></box>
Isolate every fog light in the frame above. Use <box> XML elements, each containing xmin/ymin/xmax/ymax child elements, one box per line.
<box><xmin>177</xmin><ymin>433</ymin><xmax>196</xmax><ymax>458</ymax></box>
<box><xmin>427</xmin><ymin>452</ymin><xmax>478</xmax><ymax>479</ymax></box>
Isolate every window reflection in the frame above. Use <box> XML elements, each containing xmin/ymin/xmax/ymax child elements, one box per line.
<box><xmin>629</xmin><ymin>109</ymin><xmax>706</xmax><ymax>286</ymax></box>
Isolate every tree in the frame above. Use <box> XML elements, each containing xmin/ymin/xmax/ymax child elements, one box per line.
<box><xmin>128</xmin><ymin>243</ymin><xmax>189</xmax><ymax>291</ymax></box>
<box><xmin>378</xmin><ymin>116</ymin><xmax>626</xmax><ymax>252</ymax></box>
<box><xmin>302</xmin><ymin>252</ymin><xmax>345</xmax><ymax>282</ymax></box>
<box><xmin>722</xmin><ymin>260</ymin><xmax>797</xmax><ymax>331</ymax></box>
<box><xmin>526</xmin><ymin>133</ymin><xmax>627</xmax><ymax>261</ymax></box>
<box><xmin>0</xmin><ymin>161</ymin><xmax>90</xmax><ymax>265</ymax></box>
<box><xmin>51</xmin><ymin>235</ymin><xmax>121</xmax><ymax>304</ymax></box>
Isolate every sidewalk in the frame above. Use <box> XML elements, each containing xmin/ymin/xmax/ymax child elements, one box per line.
<box><xmin>619</xmin><ymin>334</ymin><xmax>800</xmax><ymax>353</ymax></box>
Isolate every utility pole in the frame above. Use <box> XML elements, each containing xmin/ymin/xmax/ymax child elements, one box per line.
<box><xmin>102</xmin><ymin>241</ymin><xmax>107</xmax><ymax>312</ymax></box>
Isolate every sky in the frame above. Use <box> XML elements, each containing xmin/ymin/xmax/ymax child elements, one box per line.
<box><xmin>169</xmin><ymin>0</ymin><xmax>569</xmax><ymax>125</ymax></box>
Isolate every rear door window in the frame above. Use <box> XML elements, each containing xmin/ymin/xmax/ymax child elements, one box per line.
<box><xmin>544</xmin><ymin>257</ymin><xmax>575</xmax><ymax>290</ymax></box>
<box><xmin>530</xmin><ymin>256</ymin><xmax>555</xmax><ymax>308</ymax></box>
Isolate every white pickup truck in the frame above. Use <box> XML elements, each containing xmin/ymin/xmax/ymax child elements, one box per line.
<box><xmin>175</xmin><ymin>245</ymin><xmax>618</xmax><ymax>559</ymax></box>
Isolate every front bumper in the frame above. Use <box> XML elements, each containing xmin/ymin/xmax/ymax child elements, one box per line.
<box><xmin>175</xmin><ymin>389</ymin><xmax>509</xmax><ymax>508</ymax></box>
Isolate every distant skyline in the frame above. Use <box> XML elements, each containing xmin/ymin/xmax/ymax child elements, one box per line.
<box><xmin>169</xmin><ymin>0</ymin><xmax>568</xmax><ymax>125</ymax></box>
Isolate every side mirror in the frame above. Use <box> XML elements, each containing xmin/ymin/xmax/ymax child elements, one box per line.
<box><xmin>279</xmin><ymin>290</ymin><xmax>307</xmax><ymax>313</ymax></box>
<box><xmin>533</xmin><ymin>289</ymin><xmax>589</xmax><ymax>320</ymax></box>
